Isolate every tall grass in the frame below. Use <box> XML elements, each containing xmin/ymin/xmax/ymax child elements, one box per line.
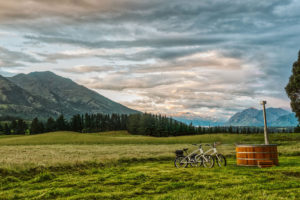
<box><xmin>1</xmin><ymin>131</ymin><xmax>299</xmax><ymax>145</ymax></box>
<box><xmin>0</xmin><ymin>131</ymin><xmax>299</xmax><ymax>170</ymax></box>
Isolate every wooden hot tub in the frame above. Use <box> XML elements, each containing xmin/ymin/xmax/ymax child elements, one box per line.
<box><xmin>236</xmin><ymin>144</ymin><xmax>279</xmax><ymax>166</ymax></box>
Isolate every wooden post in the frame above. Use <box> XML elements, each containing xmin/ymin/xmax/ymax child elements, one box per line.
<box><xmin>260</xmin><ymin>101</ymin><xmax>269</xmax><ymax>145</ymax></box>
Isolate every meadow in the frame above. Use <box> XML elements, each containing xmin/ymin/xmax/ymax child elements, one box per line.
<box><xmin>0</xmin><ymin>131</ymin><xmax>299</xmax><ymax>199</ymax></box>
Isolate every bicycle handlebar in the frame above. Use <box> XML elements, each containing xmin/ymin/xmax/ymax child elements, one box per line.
<box><xmin>191</xmin><ymin>142</ymin><xmax>221</xmax><ymax>148</ymax></box>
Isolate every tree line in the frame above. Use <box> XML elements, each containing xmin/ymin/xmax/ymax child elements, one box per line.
<box><xmin>0</xmin><ymin>113</ymin><xmax>128</xmax><ymax>135</ymax></box>
<box><xmin>0</xmin><ymin>113</ymin><xmax>297</xmax><ymax>136</ymax></box>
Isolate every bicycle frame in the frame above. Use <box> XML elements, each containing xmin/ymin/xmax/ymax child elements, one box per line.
<box><xmin>180</xmin><ymin>145</ymin><xmax>209</xmax><ymax>164</ymax></box>
<box><xmin>205</xmin><ymin>143</ymin><xmax>223</xmax><ymax>161</ymax></box>
<box><xmin>204</xmin><ymin>146</ymin><xmax>217</xmax><ymax>156</ymax></box>
<box><xmin>183</xmin><ymin>148</ymin><xmax>202</xmax><ymax>163</ymax></box>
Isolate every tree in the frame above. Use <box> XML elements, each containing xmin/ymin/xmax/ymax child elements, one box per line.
<box><xmin>16</xmin><ymin>119</ymin><xmax>27</xmax><ymax>134</ymax></box>
<box><xmin>46</xmin><ymin>117</ymin><xmax>56</xmax><ymax>132</ymax></box>
<box><xmin>30</xmin><ymin>117</ymin><xmax>40</xmax><ymax>134</ymax></box>
<box><xmin>56</xmin><ymin>115</ymin><xmax>68</xmax><ymax>131</ymax></box>
<box><xmin>4</xmin><ymin>123</ymin><xmax>10</xmax><ymax>135</ymax></box>
<box><xmin>286</xmin><ymin>50</ymin><xmax>300</xmax><ymax>124</ymax></box>
<box><xmin>39</xmin><ymin>122</ymin><xmax>45</xmax><ymax>133</ymax></box>
<box><xmin>294</xmin><ymin>125</ymin><xmax>300</xmax><ymax>133</ymax></box>
<box><xmin>70</xmin><ymin>114</ymin><xmax>83</xmax><ymax>132</ymax></box>
<box><xmin>10</xmin><ymin>120</ymin><xmax>17</xmax><ymax>134</ymax></box>
<box><xmin>127</xmin><ymin>114</ymin><xmax>140</xmax><ymax>134</ymax></box>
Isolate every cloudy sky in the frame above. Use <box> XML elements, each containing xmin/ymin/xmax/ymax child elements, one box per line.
<box><xmin>0</xmin><ymin>0</ymin><xmax>300</xmax><ymax>121</ymax></box>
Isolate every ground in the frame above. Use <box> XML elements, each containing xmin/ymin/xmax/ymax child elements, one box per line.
<box><xmin>0</xmin><ymin>131</ymin><xmax>299</xmax><ymax>199</ymax></box>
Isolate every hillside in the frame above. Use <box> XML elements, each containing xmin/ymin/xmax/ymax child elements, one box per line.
<box><xmin>227</xmin><ymin>107</ymin><xmax>298</xmax><ymax>127</ymax></box>
<box><xmin>0</xmin><ymin>75</ymin><xmax>59</xmax><ymax>119</ymax></box>
<box><xmin>0</xmin><ymin>71</ymin><xmax>139</xmax><ymax>119</ymax></box>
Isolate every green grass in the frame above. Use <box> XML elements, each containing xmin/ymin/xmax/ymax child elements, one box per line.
<box><xmin>0</xmin><ymin>157</ymin><xmax>299</xmax><ymax>200</ymax></box>
<box><xmin>0</xmin><ymin>131</ymin><xmax>299</xmax><ymax>199</ymax></box>
<box><xmin>1</xmin><ymin>131</ymin><xmax>299</xmax><ymax>145</ymax></box>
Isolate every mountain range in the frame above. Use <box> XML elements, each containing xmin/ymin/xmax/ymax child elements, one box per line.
<box><xmin>175</xmin><ymin>108</ymin><xmax>298</xmax><ymax>127</ymax></box>
<box><xmin>173</xmin><ymin>117</ymin><xmax>225</xmax><ymax>127</ymax></box>
<box><xmin>226</xmin><ymin>107</ymin><xmax>298</xmax><ymax>127</ymax></box>
<box><xmin>0</xmin><ymin>71</ymin><xmax>139</xmax><ymax>119</ymax></box>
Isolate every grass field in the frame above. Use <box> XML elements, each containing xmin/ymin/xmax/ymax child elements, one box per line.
<box><xmin>0</xmin><ymin>131</ymin><xmax>299</xmax><ymax>199</ymax></box>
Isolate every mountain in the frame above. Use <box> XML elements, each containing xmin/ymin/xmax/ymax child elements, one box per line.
<box><xmin>271</xmin><ymin>113</ymin><xmax>299</xmax><ymax>127</ymax></box>
<box><xmin>0</xmin><ymin>74</ymin><xmax>59</xmax><ymax>119</ymax></box>
<box><xmin>173</xmin><ymin>117</ymin><xmax>225</xmax><ymax>127</ymax></box>
<box><xmin>227</xmin><ymin>107</ymin><xmax>298</xmax><ymax>127</ymax></box>
<box><xmin>0</xmin><ymin>71</ymin><xmax>139</xmax><ymax>119</ymax></box>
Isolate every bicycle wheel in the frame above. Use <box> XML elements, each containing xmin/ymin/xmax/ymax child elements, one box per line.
<box><xmin>194</xmin><ymin>155</ymin><xmax>203</xmax><ymax>167</ymax></box>
<box><xmin>190</xmin><ymin>154</ymin><xmax>199</xmax><ymax>167</ymax></box>
<box><xmin>215</xmin><ymin>154</ymin><xmax>227</xmax><ymax>167</ymax></box>
<box><xmin>203</xmin><ymin>155</ymin><xmax>214</xmax><ymax>168</ymax></box>
<box><xmin>174</xmin><ymin>156</ymin><xmax>188</xmax><ymax>168</ymax></box>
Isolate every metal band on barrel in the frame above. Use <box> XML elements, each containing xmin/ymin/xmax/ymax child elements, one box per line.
<box><xmin>237</xmin><ymin>158</ymin><xmax>278</xmax><ymax>160</ymax></box>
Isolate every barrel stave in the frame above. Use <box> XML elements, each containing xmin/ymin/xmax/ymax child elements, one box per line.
<box><xmin>236</xmin><ymin>145</ymin><xmax>279</xmax><ymax>166</ymax></box>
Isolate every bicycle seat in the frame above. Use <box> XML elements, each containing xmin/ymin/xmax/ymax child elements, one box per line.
<box><xmin>183</xmin><ymin>148</ymin><xmax>188</xmax><ymax>151</ymax></box>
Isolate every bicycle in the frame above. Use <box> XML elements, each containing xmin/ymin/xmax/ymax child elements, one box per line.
<box><xmin>205</xmin><ymin>142</ymin><xmax>227</xmax><ymax>167</ymax></box>
<box><xmin>174</xmin><ymin>144</ymin><xmax>214</xmax><ymax>168</ymax></box>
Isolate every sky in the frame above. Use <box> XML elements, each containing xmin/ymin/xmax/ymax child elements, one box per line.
<box><xmin>0</xmin><ymin>0</ymin><xmax>300</xmax><ymax>121</ymax></box>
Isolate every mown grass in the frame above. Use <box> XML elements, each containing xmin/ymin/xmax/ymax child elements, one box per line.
<box><xmin>0</xmin><ymin>157</ymin><xmax>299</xmax><ymax>200</ymax></box>
<box><xmin>0</xmin><ymin>131</ymin><xmax>299</xmax><ymax>199</ymax></box>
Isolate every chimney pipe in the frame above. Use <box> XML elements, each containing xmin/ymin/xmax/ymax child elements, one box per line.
<box><xmin>260</xmin><ymin>100</ymin><xmax>269</xmax><ymax>145</ymax></box>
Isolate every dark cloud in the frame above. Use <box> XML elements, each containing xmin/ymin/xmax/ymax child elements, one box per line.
<box><xmin>0</xmin><ymin>46</ymin><xmax>41</xmax><ymax>68</ymax></box>
<box><xmin>25</xmin><ymin>35</ymin><xmax>225</xmax><ymax>49</ymax></box>
<box><xmin>58</xmin><ymin>66</ymin><xmax>114</xmax><ymax>74</ymax></box>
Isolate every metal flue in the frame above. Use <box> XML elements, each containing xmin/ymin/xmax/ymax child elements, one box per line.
<box><xmin>260</xmin><ymin>101</ymin><xmax>269</xmax><ymax>145</ymax></box>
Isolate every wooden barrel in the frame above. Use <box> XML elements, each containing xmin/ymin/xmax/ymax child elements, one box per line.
<box><xmin>236</xmin><ymin>144</ymin><xmax>279</xmax><ymax>166</ymax></box>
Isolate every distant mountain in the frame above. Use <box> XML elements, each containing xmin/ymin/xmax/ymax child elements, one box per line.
<box><xmin>173</xmin><ymin>117</ymin><xmax>225</xmax><ymax>127</ymax></box>
<box><xmin>227</xmin><ymin>107</ymin><xmax>298</xmax><ymax>127</ymax></box>
<box><xmin>0</xmin><ymin>71</ymin><xmax>139</xmax><ymax>119</ymax></box>
<box><xmin>272</xmin><ymin>113</ymin><xmax>299</xmax><ymax>127</ymax></box>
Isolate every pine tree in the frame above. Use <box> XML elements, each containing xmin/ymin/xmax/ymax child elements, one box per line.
<box><xmin>121</xmin><ymin>114</ymin><xmax>128</xmax><ymax>130</ymax></box>
<box><xmin>228</xmin><ymin>126</ymin><xmax>233</xmax><ymax>133</ymax></box>
<box><xmin>70</xmin><ymin>114</ymin><xmax>83</xmax><ymax>132</ymax></box>
<box><xmin>38</xmin><ymin>122</ymin><xmax>45</xmax><ymax>133</ymax></box>
<box><xmin>83</xmin><ymin>113</ymin><xmax>91</xmax><ymax>132</ymax></box>
<box><xmin>56</xmin><ymin>115</ymin><xmax>68</xmax><ymax>131</ymax></box>
<box><xmin>294</xmin><ymin>125</ymin><xmax>300</xmax><ymax>133</ymax></box>
<box><xmin>46</xmin><ymin>117</ymin><xmax>56</xmax><ymax>132</ymax></box>
<box><xmin>30</xmin><ymin>117</ymin><xmax>40</xmax><ymax>134</ymax></box>
<box><xmin>127</xmin><ymin>114</ymin><xmax>141</xmax><ymax>134</ymax></box>
<box><xmin>10</xmin><ymin>120</ymin><xmax>17</xmax><ymax>134</ymax></box>
<box><xmin>4</xmin><ymin>123</ymin><xmax>10</xmax><ymax>135</ymax></box>
<box><xmin>16</xmin><ymin>119</ymin><xmax>27</xmax><ymax>134</ymax></box>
